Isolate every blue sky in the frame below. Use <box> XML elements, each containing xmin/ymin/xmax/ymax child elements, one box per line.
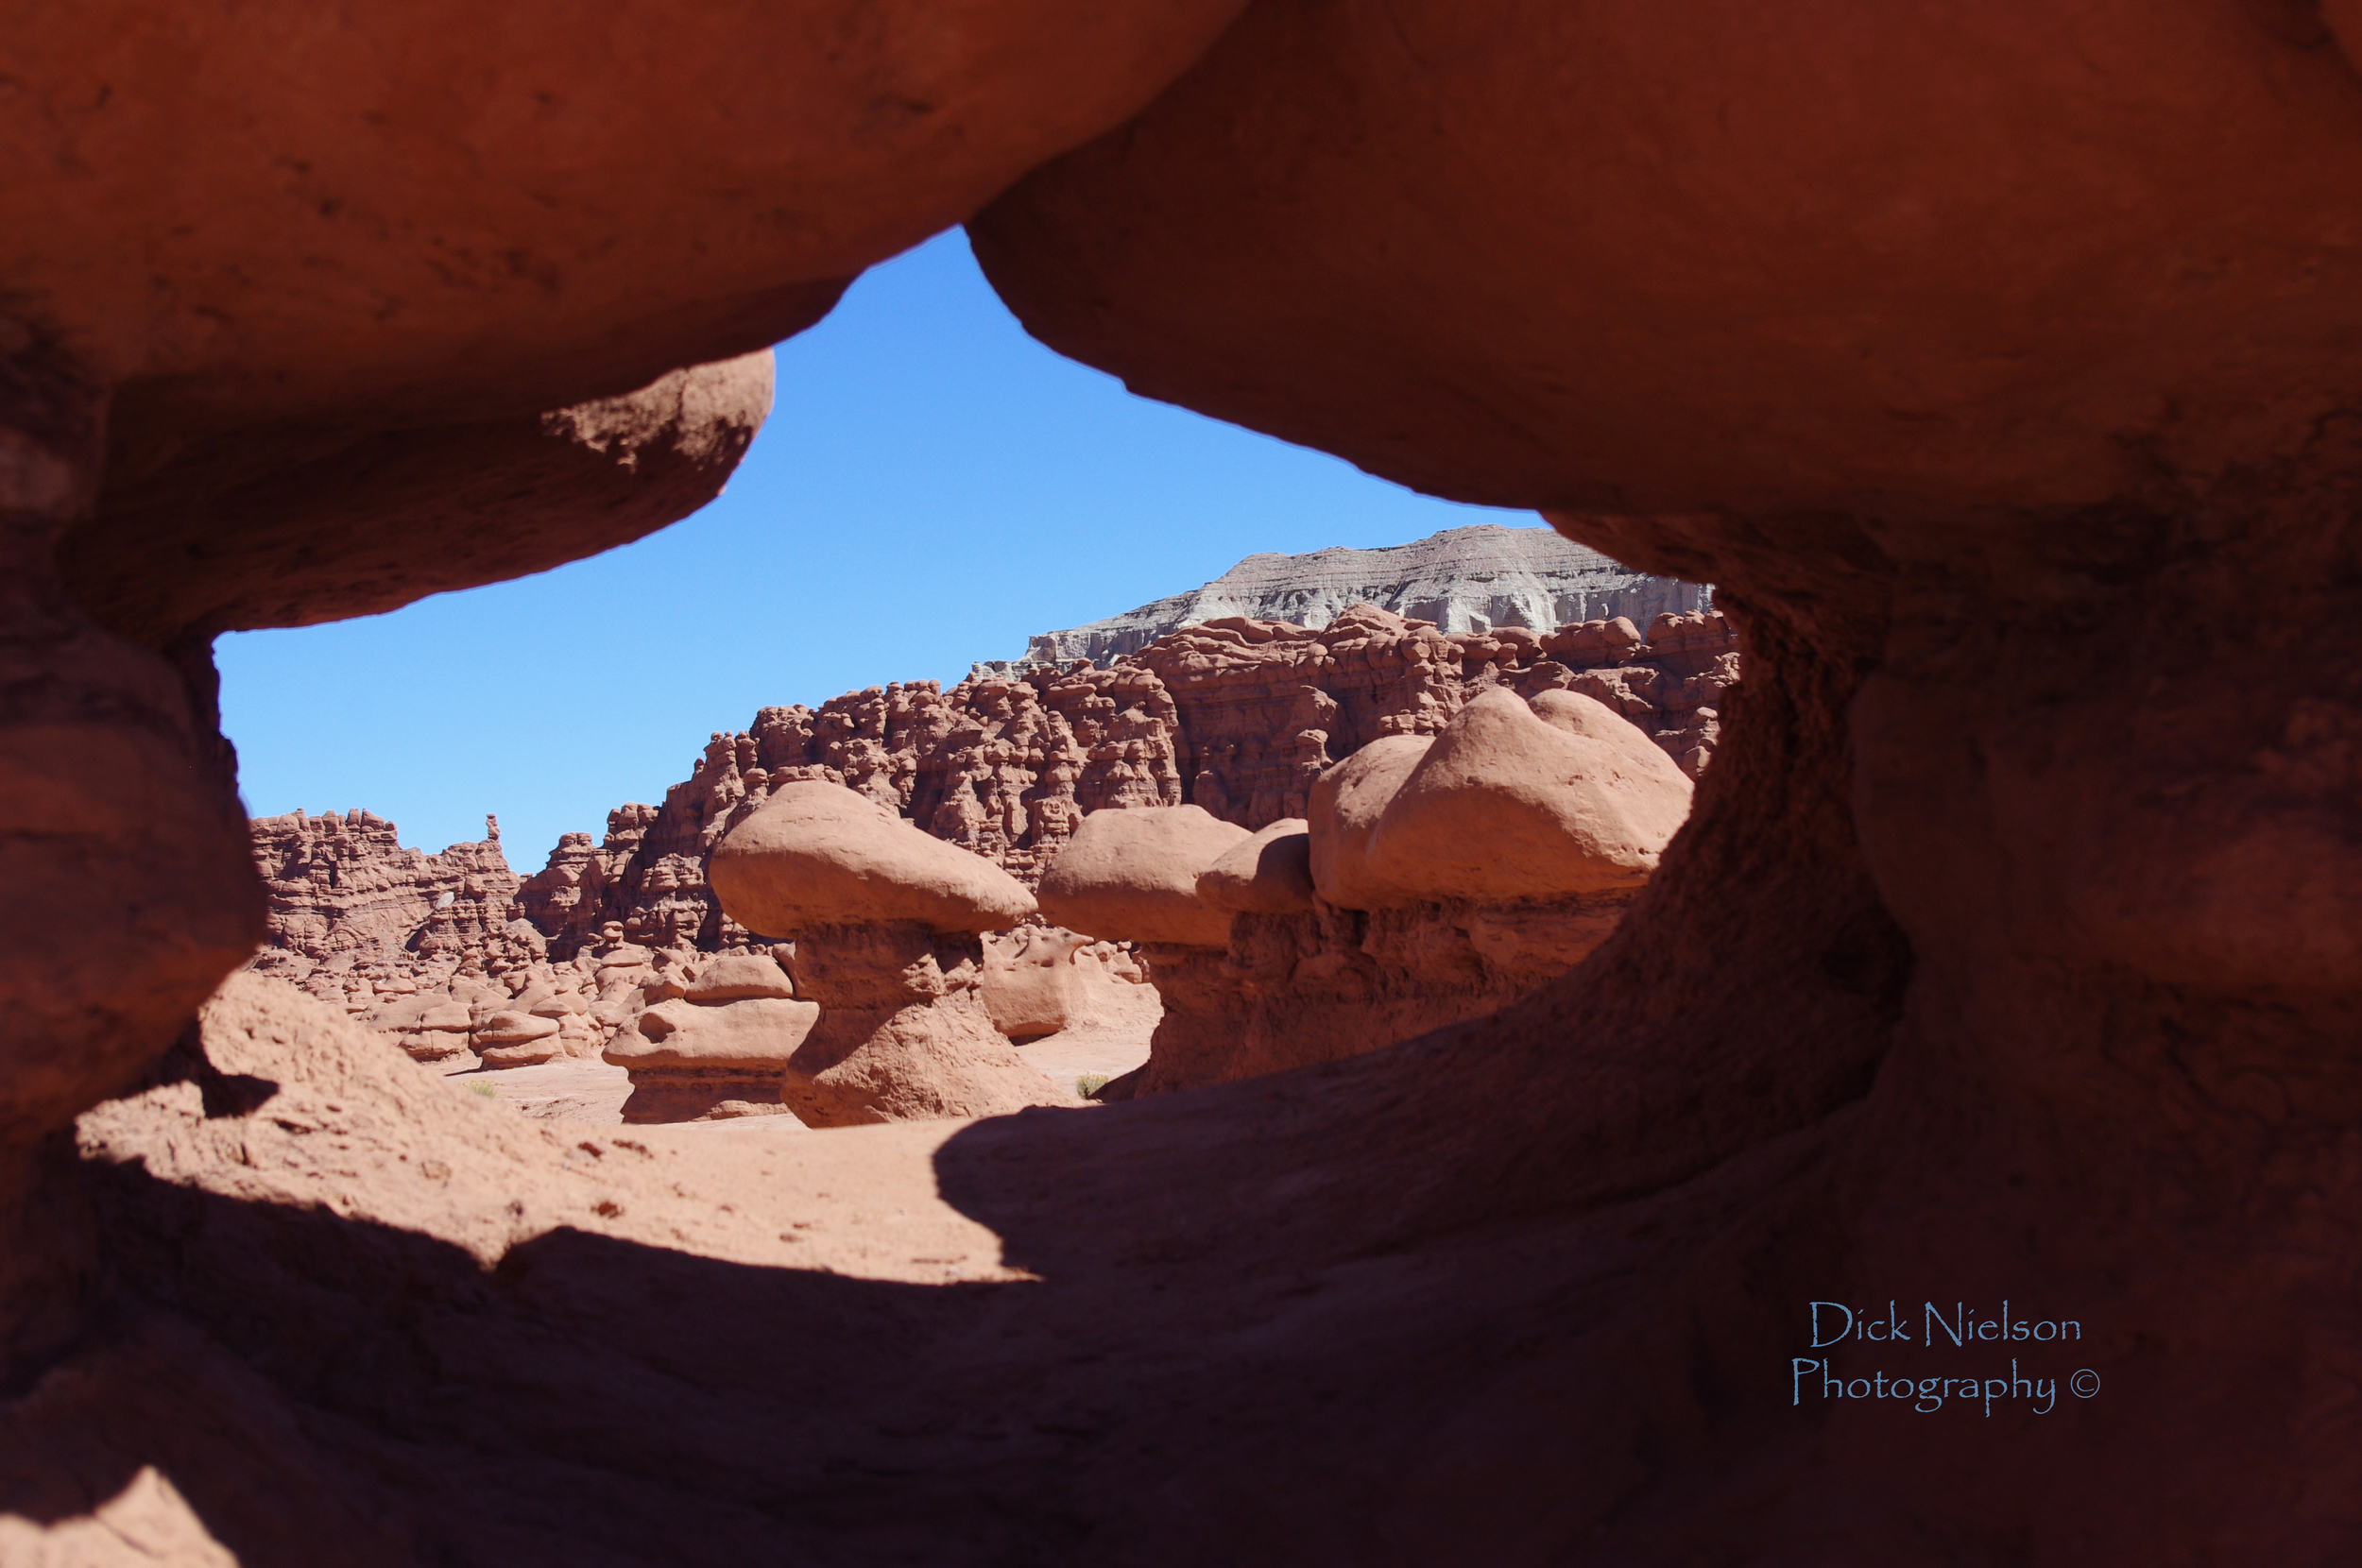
<box><xmin>216</xmin><ymin>229</ymin><xmax>1527</xmax><ymax>869</ymax></box>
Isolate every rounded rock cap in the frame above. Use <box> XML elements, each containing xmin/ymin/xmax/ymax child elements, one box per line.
<box><xmin>1037</xmin><ymin>805</ymin><xmax>1249</xmax><ymax>947</ymax></box>
<box><xmin>1196</xmin><ymin>818</ymin><xmax>1315</xmax><ymax>916</ymax></box>
<box><xmin>1353</xmin><ymin>688</ymin><xmax>1693</xmax><ymax>907</ymax></box>
<box><xmin>710</xmin><ymin>781</ymin><xmax>1036</xmax><ymax>937</ymax></box>
<box><xmin>1306</xmin><ymin>734</ymin><xmax>1433</xmax><ymax>910</ymax></box>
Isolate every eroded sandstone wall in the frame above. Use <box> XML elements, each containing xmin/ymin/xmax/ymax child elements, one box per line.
<box><xmin>245</xmin><ymin>810</ymin><xmax>546</xmax><ymax>1000</ymax></box>
<box><xmin>507</xmin><ymin>605</ymin><xmax>1735</xmax><ymax>962</ymax></box>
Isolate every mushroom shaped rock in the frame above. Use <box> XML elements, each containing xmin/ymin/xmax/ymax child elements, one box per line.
<box><xmin>710</xmin><ymin>782</ymin><xmax>1036</xmax><ymax>937</ymax></box>
<box><xmin>1306</xmin><ymin>736</ymin><xmax>1434</xmax><ymax>911</ymax></box>
<box><xmin>604</xmin><ymin>997</ymin><xmax>820</xmax><ymax>1124</ymax></box>
<box><xmin>1195</xmin><ymin>819</ymin><xmax>1316</xmax><ymax>917</ymax></box>
<box><xmin>684</xmin><ymin>954</ymin><xmax>796</xmax><ymax>1003</ymax></box>
<box><xmin>1361</xmin><ymin>688</ymin><xmax>1693</xmax><ymax>905</ymax></box>
<box><xmin>1036</xmin><ymin>806</ymin><xmax>1250</xmax><ymax>948</ymax></box>
<box><xmin>472</xmin><ymin>1009</ymin><xmax>565</xmax><ymax>1068</ymax></box>
<box><xmin>473</xmin><ymin>1010</ymin><xmax>559</xmax><ymax>1045</ymax></box>
<box><xmin>782</xmin><ymin>924</ymin><xmax>1077</xmax><ymax>1127</ymax></box>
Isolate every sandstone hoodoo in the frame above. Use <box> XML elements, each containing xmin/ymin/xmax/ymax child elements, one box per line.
<box><xmin>977</xmin><ymin>926</ymin><xmax>1144</xmax><ymax>1041</ymax></box>
<box><xmin>471</xmin><ymin>1009</ymin><xmax>564</xmax><ymax>1068</ymax></box>
<box><xmin>1138</xmin><ymin>690</ymin><xmax>1694</xmax><ymax>1096</ymax></box>
<box><xmin>1036</xmin><ymin>805</ymin><xmax>1252</xmax><ymax>949</ymax></box>
<box><xmin>707</xmin><ymin>781</ymin><xmax>1039</xmax><ymax>937</ymax></box>
<box><xmin>704</xmin><ymin>783</ymin><xmax>1071</xmax><ymax>1126</ymax></box>
<box><xmin>604</xmin><ymin>959</ymin><xmax>819</xmax><ymax>1125</ymax></box>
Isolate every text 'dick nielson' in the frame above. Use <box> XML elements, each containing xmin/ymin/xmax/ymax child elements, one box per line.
<box><xmin>1791</xmin><ymin>1301</ymin><xmax>2100</xmax><ymax>1416</ymax></box>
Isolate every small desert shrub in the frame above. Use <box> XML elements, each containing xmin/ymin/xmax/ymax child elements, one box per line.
<box><xmin>470</xmin><ymin>1081</ymin><xmax>499</xmax><ymax>1099</ymax></box>
<box><xmin>1075</xmin><ymin>1072</ymin><xmax>1109</xmax><ymax>1099</ymax></box>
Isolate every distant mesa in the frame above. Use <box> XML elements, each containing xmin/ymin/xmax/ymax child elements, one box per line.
<box><xmin>975</xmin><ymin>522</ymin><xmax>1709</xmax><ymax>673</ymax></box>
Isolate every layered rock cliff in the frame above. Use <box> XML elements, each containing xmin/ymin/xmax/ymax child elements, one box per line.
<box><xmin>987</xmin><ymin>522</ymin><xmax>1710</xmax><ymax>669</ymax></box>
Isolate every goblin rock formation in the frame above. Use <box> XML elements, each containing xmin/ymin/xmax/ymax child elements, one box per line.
<box><xmin>1036</xmin><ymin>805</ymin><xmax>1251</xmax><ymax>948</ymax></box>
<box><xmin>10</xmin><ymin>7</ymin><xmax>2358</xmax><ymax>1565</ymax></box>
<box><xmin>991</xmin><ymin>521</ymin><xmax>1711</xmax><ymax>668</ymax></box>
<box><xmin>1061</xmin><ymin>689</ymin><xmax>1694</xmax><ymax>1096</ymax></box>
<box><xmin>518</xmin><ymin>659</ymin><xmax>1190</xmax><ymax>955</ymax></box>
<box><xmin>511</xmin><ymin>605</ymin><xmax>1735</xmax><ymax>963</ymax></box>
<box><xmin>705</xmin><ymin>783</ymin><xmax>1073</xmax><ymax>1126</ymax></box>
<box><xmin>604</xmin><ymin>949</ymin><xmax>818</xmax><ymax>1124</ymax></box>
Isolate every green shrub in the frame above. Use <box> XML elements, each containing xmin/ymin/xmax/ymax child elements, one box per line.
<box><xmin>1075</xmin><ymin>1072</ymin><xmax>1109</xmax><ymax>1099</ymax></box>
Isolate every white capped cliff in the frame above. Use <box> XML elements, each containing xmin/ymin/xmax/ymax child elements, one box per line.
<box><xmin>985</xmin><ymin>522</ymin><xmax>1709</xmax><ymax>670</ymax></box>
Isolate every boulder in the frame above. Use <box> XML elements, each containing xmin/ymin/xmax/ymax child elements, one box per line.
<box><xmin>684</xmin><ymin>953</ymin><xmax>797</xmax><ymax>1003</ymax></box>
<box><xmin>1195</xmin><ymin>819</ymin><xmax>1315</xmax><ymax>917</ymax></box>
<box><xmin>604</xmin><ymin>997</ymin><xmax>821</xmax><ymax>1124</ymax></box>
<box><xmin>365</xmin><ymin>994</ymin><xmax>478</xmax><ymax>1064</ymax></box>
<box><xmin>1356</xmin><ymin>688</ymin><xmax>1692</xmax><ymax>904</ymax></box>
<box><xmin>1305</xmin><ymin>736</ymin><xmax>1433</xmax><ymax>911</ymax></box>
<box><xmin>709</xmin><ymin>782</ymin><xmax>1036</xmax><ymax>937</ymax></box>
<box><xmin>1036</xmin><ymin>805</ymin><xmax>1249</xmax><ymax>948</ymax></box>
<box><xmin>476</xmin><ymin>1037</ymin><xmax>564</xmax><ymax>1069</ymax></box>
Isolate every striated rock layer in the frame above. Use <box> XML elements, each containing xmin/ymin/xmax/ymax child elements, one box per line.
<box><xmin>990</xmin><ymin>522</ymin><xmax>1710</xmax><ymax>668</ymax></box>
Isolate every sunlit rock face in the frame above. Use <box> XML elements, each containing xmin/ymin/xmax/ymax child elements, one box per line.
<box><xmin>247</xmin><ymin>810</ymin><xmax>539</xmax><ymax>983</ymax></box>
<box><xmin>993</xmin><ymin>523</ymin><xmax>1711</xmax><ymax>668</ymax></box>
<box><xmin>511</xmin><ymin>605</ymin><xmax>1736</xmax><ymax>958</ymax></box>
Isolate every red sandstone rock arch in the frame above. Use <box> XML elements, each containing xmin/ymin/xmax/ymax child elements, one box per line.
<box><xmin>4</xmin><ymin>4</ymin><xmax>2358</xmax><ymax>1561</ymax></box>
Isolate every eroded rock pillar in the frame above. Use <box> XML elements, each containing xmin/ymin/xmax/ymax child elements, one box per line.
<box><xmin>1759</xmin><ymin>489</ymin><xmax>2362</xmax><ymax>1548</ymax></box>
<box><xmin>0</xmin><ymin>334</ymin><xmax>263</xmax><ymax>1374</ymax></box>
